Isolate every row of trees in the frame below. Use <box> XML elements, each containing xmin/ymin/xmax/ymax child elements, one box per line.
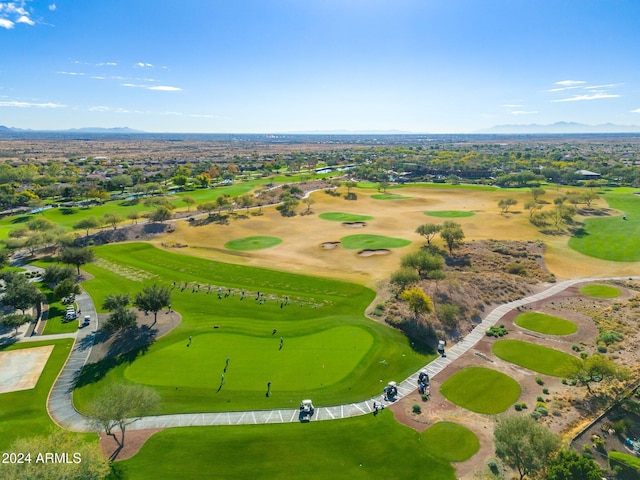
<box><xmin>102</xmin><ymin>284</ymin><xmax>171</xmax><ymax>331</ymax></box>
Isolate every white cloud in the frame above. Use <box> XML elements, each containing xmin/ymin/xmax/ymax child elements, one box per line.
<box><xmin>135</xmin><ymin>62</ymin><xmax>153</xmax><ymax>68</ymax></box>
<box><xmin>0</xmin><ymin>2</ymin><xmax>35</xmax><ymax>28</ymax></box>
<box><xmin>190</xmin><ymin>114</ymin><xmax>215</xmax><ymax>118</ymax></box>
<box><xmin>97</xmin><ymin>62</ymin><xmax>118</xmax><ymax>67</ymax></box>
<box><xmin>58</xmin><ymin>71</ymin><xmax>84</xmax><ymax>76</ymax></box>
<box><xmin>503</xmin><ymin>104</ymin><xmax>522</xmax><ymax>108</ymax></box>
<box><xmin>555</xmin><ymin>80</ymin><xmax>586</xmax><ymax>86</ymax></box>
<box><xmin>548</xmin><ymin>85</ymin><xmax>584</xmax><ymax>92</ymax></box>
<box><xmin>122</xmin><ymin>83</ymin><xmax>144</xmax><ymax>88</ymax></box>
<box><xmin>0</xmin><ymin>18</ymin><xmax>13</xmax><ymax>28</ymax></box>
<box><xmin>631</xmin><ymin>108</ymin><xmax>640</xmax><ymax>113</ymax></box>
<box><xmin>552</xmin><ymin>93</ymin><xmax>620</xmax><ymax>102</ymax></box>
<box><xmin>88</xmin><ymin>106</ymin><xmax>110</xmax><ymax>112</ymax></box>
<box><xmin>511</xmin><ymin>110</ymin><xmax>538</xmax><ymax>115</ymax></box>
<box><xmin>148</xmin><ymin>85</ymin><xmax>182</xmax><ymax>91</ymax></box>
<box><xmin>48</xmin><ymin>3</ymin><xmax>56</xmax><ymax>11</ymax></box>
<box><xmin>0</xmin><ymin>100</ymin><xmax>66</xmax><ymax>108</ymax></box>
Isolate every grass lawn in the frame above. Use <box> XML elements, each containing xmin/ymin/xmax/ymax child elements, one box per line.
<box><xmin>424</xmin><ymin>210</ymin><xmax>475</xmax><ymax>218</ymax></box>
<box><xmin>569</xmin><ymin>193</ymin><xmax>640</xmax><ymax>261</ymax></box>
<box><xmin>579</xmin><ymin>284</ymin><xmax>621</xmax><ymax>298</ymax></box>
<box><xmin>73</xmin><ymin>243</ymin><xmax>433</xmax><ymax>414</ymax></box>
<box><xmin>39</xmin><ymin>282</ymin><xmax>78</xmax><ymax>335</ymax></box>
<box><xmin>514</xmin><ymin>312</ymin><xmax>577</xmax><ymax>335</ymax></box>
<box><xmin>224</xmin><ymin>236</ymin><xmax>283</xmax><ymax>251</ymax></box>
<box><xmin>114</xmin><ymin>412</ymin><xmax>456</xmax><ymax>480</ymax></box>
<box><xmin>422</xmin><ymin>422</ymin><xmax>480</xmax><ymax>462</ymax></box>
<box><xmin>319</xmin><ymin>212</ymin><xmax>374</xmax><ymax>222</ymax></box>
<box><xmin>492</xmin><ymin>339</ymin><xmax>577</xmax><ymax>376</ymax></box>
<box><xmin>339</xmin><ymin>234</ymin><xmax>411</xmax><ymax>250</ymax></box>
<box><xmin>0</xmin><ymin>339</ymin><xmax>97</xmax><ymax>450</ymax></box>
<box><xmin>370</xmin><ymin>193</ymin><xmax>413</xmax><ymax>200</ymax></box>
<box><xmin>440</xmin><ymin>367</ymin><xmax>520</xmax><ymax>414</ymax></box>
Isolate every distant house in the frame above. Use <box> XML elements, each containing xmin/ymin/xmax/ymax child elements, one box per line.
<box><xmin>575</xmin><ymin>169</ymin><xmax>601</xmax><ymax>179</ymax></box>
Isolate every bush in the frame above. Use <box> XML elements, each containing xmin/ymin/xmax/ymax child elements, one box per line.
<box><xmin>572</xmin><ymin>344</ymin><xmax>581</xmax><ymax>352</ymax></box>
<box><xmin>535</xmin><ymin>405</ymin><xmax>549</xmax><ymax>416</ymax></box>
<box><xmin>412</xmin><ymin>404</ymin><xmax>422</xmax><ymax>414</ymax></box>
<box><xmin>580</xmin><ymin>352</ymin><xmax>589</xmax><ymax>359</ymax></box>
<box><xmin>438</xmin><ymin>303</ymin><xmax>460</xmax><ymax>325</ymax></box>
<box><xmin>537</xmin><ymin>396</ymin><xmax>544</xmax><ymax>402</ymax></box>
<box><xmin>542</xmin><ymin>387</ymin><xmax>549</xmax><ymax>395</ymax></box>
<box><xmin>506</xmin><ymin>262</ymin><xmax>527</xmax><ymax>275</ymax></box>
<box><xmin>597</xmin><ymin>345</ymin><xmax>608</xmax><ymax>353</ymax></box>
<box><xmin>488</xmin><ymin>459</ymin><xmax>499</xmax><ymax>475</ymax></box>
<box><xmin>535</xmin><ymin>376</ymin><xmax>544</xmax><ymax>385</ymax></box>
<box><xmin>486</xmin><ymin>325</ymin><xmax>508</xmax><ymax>337</ymax></box>
<box><xmin>514</xmin><ymin>402</ymin><xmax>527</xmax><ymax>411</ymax></box>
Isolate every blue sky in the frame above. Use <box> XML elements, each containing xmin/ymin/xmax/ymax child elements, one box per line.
<box><xmin>1</xmin><ymin>0</ymin><xmax>640</xmax><ymax>133</ymax></box>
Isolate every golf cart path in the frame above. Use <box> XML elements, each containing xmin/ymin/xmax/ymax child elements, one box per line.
<box><xmin>45</xmin><ymin>276</ymin><xmax>637</xmax><ymax>432</ymax></box>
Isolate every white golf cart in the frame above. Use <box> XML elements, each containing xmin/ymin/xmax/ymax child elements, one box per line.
<box><xmin>299</xmin><ymin>399</ymin><xmax>315</xmax><ymax>422</ymax></box>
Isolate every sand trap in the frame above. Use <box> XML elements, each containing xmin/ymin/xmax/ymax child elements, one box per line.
<box><xmin>0</xmin><ymin>345</ymin><xmax>54</xmax><ymax>393</ymax></box>
<box><xmin>321</xmin><ymin>242</ymin><xmax>341</xmax><ymax>249</ymax></box>
<box><xmin>357</xmin><ymin>249</ymin><xmax>391</xmax><ymax>256</ymax></box>
<box><xmin>342</xmin><ymin>221</ymin><xmax>366</xmax><ymax>228</ymax></box>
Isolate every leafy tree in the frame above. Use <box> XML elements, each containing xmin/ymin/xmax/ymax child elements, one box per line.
<box><xmin>498</xmin><ymin>198</ymin><xmax>518</xmax><ymax>213</ymax></box>
<box><xmin>302</xmin><ymin>197</ymin><xmax>315</xmax><ymax>214</ymax></box>
<box><xmin>548</xmin><ymin>203</ymin><xmax>576</xmax><ymax>231</ymax></box>
<box><xmin>102</xmin><ymin>293</ymin><xmax>131</xmax><ymax>311</ymax></box>
<box><xmin>215</xmin><ymin>194</ymin><xmax>231</xmax><ymax>214</ymax></box>
<box><xmin>73</xmin><ymin>216</ymin><xmax>100</xmax><ymax>237</ymax></box>
<box><xmin>494</xmin><ymin>415</ymin><xmax>560</xmax><ymax>480</ymax></box>
<box><xmin>150</xmin><ymin>206</ymin><xmax>172</xmax><ymax>223</ymax></box>
<box><xmin>276</xmin><ymin>195</ymin><xmax>299</xmax><ymax>217</ymax></box>
<box><xmin>102</xmin><ymin>212</ymin><xmax>123</xmax><ymax>230</ymax></box>
<box><xmin>103</xmin><ymin>307</ymin><xmax>137</xmax><ymax>331</ymax></box>
<box><xmin>581</xmin><ymin>190</ymin><xmax>598</xmax><ymax>208</ymax></box>
<box><xmin>172</xmin><ymin>174</ymin><xmax>188</xmax><ymax>188</ymax></box>
<box><xmin>546</xmin><ymin>449</ymin><xmax>602</xmax><ymax>480</ymax></box>
<box><xmin>440</xmin><ymin>221</ymin><xmax>465</xmax><ymax>254</ymax></box>
<box><xmin>53</xmin><ymin>278</ymin><xmax>80</xmax><ymax>299</ymax></box>
<box><xmin>2</xmin><ymin>430</ymin><xmax>110</xmax><ymax>479</ymax></box>
<box><xmin>562</xmin><ymin>354</ymin><xmax>630</xmax><ymax>394</ymax></box>
<box><xmin>197</xmin><ymin>201</ymin><xmax>217</xmax><ymax>216</ymax></box>
<box><xmin>400</xmin><ymin>250</ymin><xmax>444</xmax><ymax>279</ymax></box>
<box><xmin>133</xmin><ymin>284</ymin><xmax>171</xmax><ymax>326</ymax></box>
<box><xmin>390</xmin><ymin>267</ymin><xmax>420</xmax><ymax>292</ymax></box>
<box><xmin>182</xmin><ymin>195</ymin><xmax>196</xmax><ymax>211</ymax></box>
<box><xmin>59</xmin><ymin>246</ymin><xmax>95</xmax><ymax>275</ymax></box>
<box><xmin>195</xmin><ymin>173</ymin><xmax>211</xmax><ymax>187</ymax></box>
<box><xmin>127</xmin><ymin>211</ymin><xmax>140</xmax><ymax>224</ymax></box>
<box><xmin>415</xmin><ymin>223</ymin><xmax>442</xmax><ymax>245</ymax></box>
<box><xmin>1</xmin><ymin>313</ymin><xmax>33</xmax><ymax>335</ymax></box>
<box><xmin>2</xmin><ymin>276</ymin><xmax>44</xmax><ymax>314</ymax></box>
<box><xmin>524</xmin><ymin>201</ymin><xmax>541</xmax><ymax>219</ymax></box>
<box><xmin>88</xmin><ymin>382</ymin><xmax>160</xmax><ymax>459</ymax></box>
<box><xmin>399</xmin><ymin>287</ymin><xmax>434</xmax><ymax>318</ymax></box>
<box><xmin>530</xmin><ymin>187</ymin><xmax>546</xmax><ymax>202</ymax></box>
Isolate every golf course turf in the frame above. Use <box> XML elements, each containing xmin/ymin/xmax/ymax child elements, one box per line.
<box><xmin>113</xmin><ymin>412</ymin><xmax>457</xmax><ymax>480</ymax></box>
<box><xmin>424</xmin><ymin>210</ymin><xmax>475</xmax><ymax>218</ymax></box>
<box><xmin>514</xmin><ymin>312</ymin><xmax>577</xmax><ymax>335</ymax></box>
<box><xmin>422</xmin><ymin>422</ymin><xmax>480</xmax><ymax>462</ymax></box>
<box><xmin>224</xmin><ymin>236</ymin><xmax>283</xmax><ymax>251</ymax></box>
<box><xmin>74</xmin><ymin>243</ymin><xmax>433</xmax><ymax>414</ymax></box>
<box><xmin>579</xmin><ymin>284</ymin><xmax>621</xmax><ymax>298</ymax></box>
<box><xmin>339</xmin><ymin>234</ymin><xmax>411</xmax><ymax>250</ymax></box>
<box><xmin>370</xmin><ymin>193</ymin><xmax>413</xmax><ymax>200</ymax></box>
<box><xmin>492</xmin><ymin>339</ymin><xmax>577</xmax><ymax>376</ymax></box>
<box><xmin>319</xmin><ymin>212</ymin><xmax>374</xmax><ymax>222</ymax></box>
<box><xmin>440</xmin><ymin>367</ymin><xmax>520</xmax><ymax>414</ymax></box>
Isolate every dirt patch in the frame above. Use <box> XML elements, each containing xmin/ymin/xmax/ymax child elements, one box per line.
<box><xmin>99</xmin><ymin>428</ymin><xmax>163</xmax><ymax>462</ymax></box>
<box><xmin>342</xmin><ymin>221</ymin><xmax>366</xmax><ymax>228</ymax></box>
<box><xmin>357</xmin><ymin>249</ymin><xmax>390</xmax><ymax>256</ymax></box>
<box><xmin>78</xmin><ymin>223</ymin><xmax>172</xmax><ymax>246</ymax></box>
<box><xmin>321</xmin><ymin>241</ymin><xmax>340</xmax><ymax>249</ymax></box>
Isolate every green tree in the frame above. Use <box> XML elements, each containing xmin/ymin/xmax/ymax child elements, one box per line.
<box><xmin>524</xmin><ymin>201</ymin><xmax>541</xmax><ymax>219</ymax></box>
<box><xmin>390</xmin><ymin>267</ymin><xmax>420</xmax><ymax>292</ymax></box>
<box><xmin>150</xmin><ymin>206</ymin><xmax>172</xmax><ymax>223</ymax></box>
<box><xmin>182</xmin><ymin>195</ymin><xmax>196</xmax><ymax>212</ymax></box>
<box><xmin>133</xmin><ymin>284</ymin><xmax>171</xmax><ymax>327</ymax></box>
<box><xmin>88</xmin><ymin>383</ymin><xmax>160</xmax><ymax>460</ymax></box>
<box><xmin>197</xmin><ymin>201</ymin><xmax>217</xmax><ymax>216</ymax></box>
<box><xmin>73</xmin><ymin>216</ymin><xmax>100</xmax><ymax>237</ymax></box>
<box><xmin>103</xmin><ymin>307</ymin><xmax>137</xmax><ymax>331</ymax></box>
<box><xmin>399</xmin><ymin>287</ymin><xmax>434</xmax><ymax>318</ymax></box>
<box><xmin>59</xmin><ymin>246</ymin><xmax>95</xmax><ymax>275</ymax></box>
<box><xmin>53</xmin><ymin>278</ymin><xmax>80</xmax><ymax>299</ymax></box>
<box><xmin>1</xmin><ymin>313</ymin><xmax>33</xmax><ymax>335</ymax></box>
<box><xmin>530</xmin><ymin>187</ymin><xmax>546</xmax><ymax>203</ymax></box>
<box><xmin>498</xmin><ymin>198</ymin><xmax>518</xmax><ymax>213</ymax></box>
<box><xmin>2</xmin><ymin>430</ymin><xmax>110</xmax><ymax>479</ymax></box>
<box><xmin>127</xmin><ymin>211</ymin><xmax>140</xmax><ymax>224</ymax></box>
<box><xmin>546</xmin><ymin>449</ymin><xmax>602</xmax><ymax>480</ymax></box>
<box><xmin>102</xmin><ymin>212</ymin><xmax>123</xmax><ymax>230</ymax></box>
<box><xmin>102</xmin><ymin>293</ymin><xmax>131</xmax><ymax>311</ymax></box>
<box><xmin>400</xmin><ymin>250</ymin><xmax>444</xmax><ymax>279</ymax></box>
<box><xmin>2</xmin><ymin>276</ymin><xmax>44</xmax><ymax>314</ymax></box>
<box><xmin>494</xmin><ymin>415</ymin><xmax>560</xmax><ymax>480</ymax></box>
<box><xmin>415</xmin><ymin>223</ymin><xmax>442</xmax><ymax>245</ymax></box>
<box><xmin>562</xmin><ymin>354</ymin><xmax>630</xmax><ymax>394</ymax></box>
<box><xmin>440</xmin><ymin>221</ymin><xmax>465</xmax><ymax>255</ymax></box>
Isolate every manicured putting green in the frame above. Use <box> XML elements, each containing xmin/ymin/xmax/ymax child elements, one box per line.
<box><xmin>514</xmin><ymin>312</ymin><xmax>577</xmax><ymax>335</ymax></box>
<box><xmin>115</xmin><ymin>413</ymin><xmax>457</xmax><ymax>480</ymax></box>
<box><xmin>371</xmin><ymin>193</ymin><xmax>413</xmax><ymax>200</ymax></box>
<box><xmin>492</xmin><ymin>339</ymin><xmax>576</xmax><ymax>376</ymax></box>
<box><xmin>579</xmin><ymin>284</ymin><xmax>621</xmax><ymax>298</ymax></box>
<box><xmin>224</xmin><ymin>236</ymin><xmax>282</xmax><ymax>251</ymax></box>
<box><xmin>340</xmin><ymin>234</ymin><xmax>411</xmax><ymax>250</ymax></box>
<box><xmin>125</xmin><ymin>327</ymin><xmax>374</xmax><ymax>390</ymax></box>
<box><xmin>440</xmin><ymin>367</ymin><xmax>520</xmax><ymax>414</ymax></box>
<box><xmin>319</xmin><ymin>212</ymin><xmax>373</xmax><ymax>222</ymax></box>
<box><xmin>424</xmin><ymin>210</ymin><xmax>475</xmax><ymax>218</ymax></box>
<box><xmin>423</xmin><ymin>422</ymin><xmax>480</xmax><ymax>462</ymax></box>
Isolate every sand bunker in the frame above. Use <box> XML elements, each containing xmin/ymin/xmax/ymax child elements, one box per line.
<box><xmin>321</xmin><ymin>242</ymin><xmax>341</xmax><ymax>249</ymax></box>
<box><xmin>357</xmin><ymin>249</ymin><xmax>391</xmax><ymax>256</ymax></box>
<box><xmin>342</xmin><ymin>221</ymin><xmax>367</xmax><ymax>228</ymax></box>
<box><xmin>0</xmin><ymin>345</ymin><xmax>54</xmax><ymax>393</ymax></box>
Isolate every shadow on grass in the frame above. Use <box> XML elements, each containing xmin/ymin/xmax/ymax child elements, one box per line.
<box><xmin>0</xmin><ymin>336</ymin><xmax>18</xmax><ymax>350</ymax></box>
<box><xmin>74</xmin><ymin>325</ymin><xmax>158</xmax><ymax>389</ymax></box>
<box><xmin>10</xmin><ymin>216</ymin><xmax>29</xmax><ymax>224</ymax></box>
<box><xmin>191</xmin><ymin>214</ymin><xmax>229</xmax><ymax>226</ymax></box>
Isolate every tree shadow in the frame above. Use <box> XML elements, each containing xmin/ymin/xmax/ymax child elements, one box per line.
<box><xmin>0</xmin><ymin>336</ymin><xmax>18</xmax><ymax>350</ymax></box>
<box><xmin>10</xmin><ymin>216</ymin><xmax>29</xmax><ymax>224</ymax></box>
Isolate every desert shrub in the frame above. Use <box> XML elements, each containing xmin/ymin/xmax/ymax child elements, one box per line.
<box><xmin>438</xmin><ymin>303</ymin><xmax>460</xmax><ymax>325</ymax></box>
<box><xmin>412</xmin><ymin>404</ymin><xmax>422</xmax><ymax>414</ymax></box>
<box><xmin>597</xmin><ymin>331</ymin><xmax>623</xmax><ymax>345</ymax></box>
<box><xmin>486</xmin><ymin>325</ymin><xmax>508</xmax><ymax>337</ymax></box>
<box><xmin>506</xmin><ymin>262</ymin><xmax>527</xmax><ymax>275</ymax></box>
<box><xmin>597</xmin><ymin>345</ymin><xmax>608</xmax><ymax>353</ymax></box>
<box><xmin>542</xmin><ymin>388</ymin><xmax>549</xmax><ymax>395</ymax></box>
<box><xmin>537</xmin><ymin>396</ymin><xmax>544</xmax><ymax>402</ymax></box>
<box><xmin>514</xmin><ymin>402</ymin><xmax>528</xmax><ymax>411</ymax></box>
<box><xmin>535</xmin><ymin>405</ymin><xmax>549</xmax><ymax>416</ymax></box>
<box><xmin>580</xmin><ymin>352</ymin><xmax>589</xmax><ymax>359</ymax></box>
<box><xmin>593</xmin><ymin>437</ymin><xmax>606</xmax><ymax>452</ymax></box>
<box><xmin>372</xmin><ymin>303</ymin><xmax>385</xmax><ymax>316</ymax></box>
<box><xmin>572</xmin><ymin>344</ymin><xmax>581</xmax><ymax>352</ymax></box>
<box><xmin>535</xmin><ymin>376</ymin><xmax>544</xmax><ymax>385</ymax></box>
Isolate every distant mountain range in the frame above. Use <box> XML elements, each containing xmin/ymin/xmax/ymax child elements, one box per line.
<box><xmin>478</xmin><ymin>122</ymin><xmax>640</xmax><ymax>134</ymax></box>
<box><xmin>0</xmin><ymin>126</ymin><xmax>144</xmax><ymax>134</ymax></box>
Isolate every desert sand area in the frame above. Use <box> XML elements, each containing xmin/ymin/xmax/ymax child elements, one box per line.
<box><xmin>152</xmin><ymin>184</ymin><xmax>640</xmax><ymax>286</ymax></box>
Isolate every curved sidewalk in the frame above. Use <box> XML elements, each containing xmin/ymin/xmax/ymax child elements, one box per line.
<box><xmin>46</xmin><ymin>276</ymin><xmax>635</xmax><ymax>432</ymax></box>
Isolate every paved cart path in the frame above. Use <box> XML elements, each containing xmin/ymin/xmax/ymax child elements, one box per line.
<box><xmin>40</xmin><ymin>276</ymin><xmax>636</xmax><ymax>432</ymax></box>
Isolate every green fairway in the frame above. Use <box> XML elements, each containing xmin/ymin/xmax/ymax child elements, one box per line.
<box><xmin>492</xmin><ymin>339</ymin><xmax>577</xmax><ymax>376</ymax></box>
<box><xmin>569</xmin><ymin>193</ymin><xmax>640</xmax><ymax>261</ymax></box>
<box><xmin>579</xmin><ymin>284</ymin><xmax>621</xmax><ymax>298</ymax></box>
<box><xmin>224</xmin><ymin>236</ymin><xmax>283</xmax><ymax>251</ymax></box>
<box><xmin>440</xmin><ymin>367</ymin><xmax>520</xmax><ymax>414</ymax></box>
<box><xmin>371</xmin><ymin>193</ymin><xmax>413</xmax><ymax>200</ymax></box>
<box><xmin>424</xmin><ymin>210</ymin><xmax>475</xmax><ymax>218</ymax></box>
<box><xmin>339</xmin><ymin>234</ymin><xmax>411</xmax><ymax>250</ymax></box>
<box><xmin>0</xmin><ymin>339</ymin><xmax>86</xmax><ymax>450</ymax></box>
<box><xmin>125</xmin><ymin>327</ymin><xmax>374</xmax><ymax>390</ymax></box>
<box><xmin>114</xmin><ymin>412</ymin><xmax>456</xmax><ymax>480</ymax></box>
<box><xmin>422</xmin><ymin>422</ymin><xmax>480</xmax><ymax>462</ymax></box>
<box><xmin>514</xmin><ymin>312</ymin><xmax>577</xmax><ymax>335</ymax></box>
<box><xmin>73</xmin><ymin>243</ymin><xmax>433</xmax><ymax>414</ymax></box>
<box><xmin>319</xmin><ymin>212</ymin><xmax>374</xmax><ymax>222</ymax></box>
